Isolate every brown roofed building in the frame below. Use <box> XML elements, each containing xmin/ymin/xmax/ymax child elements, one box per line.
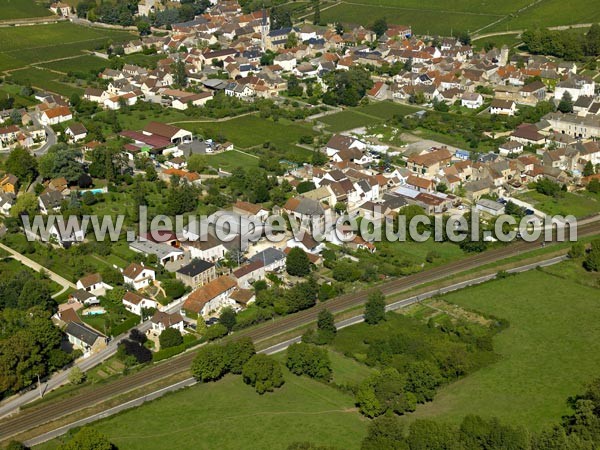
<box><xmin>182</xmin><ymin>275</ymin><xmax>237</xmax><ymax>317</ymax></box>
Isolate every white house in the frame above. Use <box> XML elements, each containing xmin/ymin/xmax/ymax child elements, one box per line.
<box><xmin>490</xmin><ymin>99</ymin><xmax>516</xmax><ymax>116</ymax></box>
<box><xmin>150</xmin><ymin>310</ymin><xmax>185</xmax><ymax>335</ymax></box>
<box><xmin>48</xmin><ymin>217</ymin><xmax>85</xmax><ymax>247</ymax></box>
<box><xmin>122</xmin><ymin>262</ymin><xmax>156</xmax><ymax>290</ymax></box>
<box><xmin>65</xmin><ymin>123</ymin><xmax>87</xmax><ymax>142</ymax></box>
<box><xmin>461</xmin><ymin>92</ymin><xmax>483</xmax><ymax>109</ymax></box>
<box><xmin>122</xmin><ymin>291</ymin><xmax>158</xmax><ymax>316</ymax></box>
<box><xmin>40</xmin><ymin>106</ymin><xmax>72</xmax><ymax>125</ymax></box>
<box><xmin>554</xmin><ymin>76</ymin><xmax>595</xmax><ymax>102</ymax></box>
<box><xmin>76</xmin><ymin>273</ymin><xmax>113</xmax><ymax>296</ymax></box>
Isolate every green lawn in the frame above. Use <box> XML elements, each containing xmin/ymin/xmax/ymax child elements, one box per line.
<box><xmin>176</xmin><ymin>115</ymin><xmax>318</xmax><ymax>150</ymax></box>
<box><xmin>404</xmin><ymin>262</ymin><xmax>600</xmax><ymax>430</ymax></box>
<box><xmin>206</xmin><ymin>149</ymin><xmax>260</xmax><ymax>172</ymax></box>
<box><xmin>517</xmin><ymin>190</ymin><xmax>600</xmax><ymax>218</ymax></box>
<box><xmin>0</xmin><ymin>83</ymin><xmax>38</xmax><ymax>107</ymax></box>
<box><xmin>0</xmin><ymin>0</ymin><xmax>52</xmax><ymax>20</ymax></box>
<box><xmin>38</xmin><ymin>373</ymin><xmax>368</xmax><ymax>450</ymax></box>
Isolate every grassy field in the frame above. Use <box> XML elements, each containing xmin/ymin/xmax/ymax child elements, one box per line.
<box><xmin>206</xmin><ymin>149</ymin><xmax>260</xmax><ymax>172</ymax></box>
<box><xmin>174</xmin><ymin>115</ymin><xmax>318</xmax><ymax>150</ymax></box>
<box><xmin>0</xmin><ymin>0</ymin><xmax>52</xmax><ymax>20</ymax></box>
<box><xmin>0</xmin><ymin>22</ymin><xmax>134</xmax><ymax>73</ymax></box>
<box><xmin>0</xmin><ymin>83</ymin><xmax>38</xmax><ymax>107</ymax></box>
<box><xmin>405</xmin><ymin>261</ymin><xmax>600</xmax><ymax>430</ymax></box>
<box><xmin>517</xmin><ymin>190</ymin><xmax>600</xmax><ymax>218</ymax></box>
<box><xmin>38</xmin><ymin>373</ymin><xmax>368</xmax><ymax>450</ymax></box>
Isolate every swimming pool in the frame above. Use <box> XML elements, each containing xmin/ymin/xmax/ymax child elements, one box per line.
<box><xmin>81</xmin><ymin>188</ymin><xmax>107</xmax><ymax>195</ymax></box>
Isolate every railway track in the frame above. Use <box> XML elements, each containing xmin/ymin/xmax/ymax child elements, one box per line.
<box><xmin>1</xmin><ymin>218</ymin><xmax>599</xmax><ymax>442</ymax></box>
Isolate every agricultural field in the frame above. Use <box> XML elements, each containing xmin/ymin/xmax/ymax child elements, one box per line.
<box><xmin>38</xmin><ymin>55</ymin><xmax>111</xmax><ymax>75</ymax></box>
<box><xmin>174</xmin><ymin>114</ymin><xmax>319</xmax><ymax>150</ymax></box>
<box><xmin>405</xmin><ymin>261</ymin><xmax>600</xmax><ymax>430</ymax></box>
<box><xmin>319</xmin><ymin>102</ymin><xmax>422</xmax><ymax>132</ymax></box>
<box><xmin>38</xmin><ymin>373</ymin><xmax>368</xmax><ymax>450</ymax></box>
<box><xmin>317</xmin><ymin>0</ymin><xmax>600</xmax><ymax>35</ymax></box>
<box><xmin>0</xmin><ymin>22</ymin><xmax>134</xmax><ymax>73</ymax></box>
<box><xmin>7</xmin><ymin>67</ymin><xmax>84</xmax><ymax>97</ymax></box>
<box><xmin>486</xmin><ymin>0</ymin><xmax>600</xmax><ymax>32</ymax></box>
<box><xmin>319</xmin><ymin>110</ymin><xmax>383</xmax><ymax>132</ymax></box>
<box><xmin>0</xmin><ymin>0</ymin><xmax>52</xmax><ymax>20</ymax></box>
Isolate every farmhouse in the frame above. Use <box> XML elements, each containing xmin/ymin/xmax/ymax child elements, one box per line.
<box><xmin>40</xmin><ymin>106</ymin><xmax>72</xmax><ymax>125</ymax></box>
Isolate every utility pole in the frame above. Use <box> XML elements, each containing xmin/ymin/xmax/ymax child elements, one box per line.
<box><xmin>37</xmin><ymin>373</ymin><xmax>43</xmax><ymax>399</ymax></box>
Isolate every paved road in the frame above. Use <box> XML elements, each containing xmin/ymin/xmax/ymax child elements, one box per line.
<box><xmin>1</xmin><ymin>218</ymin><xmax>598</xmax><ymax>443</ymax></box>
<box><xmin>32</xmin><ymin>113</ymin><xmax>57</xmax><ymax>156</ymax></box>
<box><xmin>21</xmin><ymin>253</ymin><xmax>570</xmax><ymax>446</ymax></box>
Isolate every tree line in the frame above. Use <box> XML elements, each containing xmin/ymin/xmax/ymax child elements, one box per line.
<box><xmin>522</xmin><ymin>24</ymin><xmax>600</xmax><ymax>60</ymax></box>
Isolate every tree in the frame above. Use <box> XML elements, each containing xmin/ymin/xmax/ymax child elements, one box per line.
<box><xmin>296</xmin><ymin>181</ymin><xmax>316</xmax><ymax>194</ymax></box>
<box><xmin>335</xmin><ymin>23</ymin><xmax>344</xmax><ymax>35</ymax></box>
<box><xmin>286</xmin><ymin>248</ymin><xmax>311</xmax><ymax>277</ymax></box>
<box><xmin>11</xmin><ymin>193</ymin><xmax>39</xmax><ymax>218</ymax></box>
<box><xmin>137</xmin><ymin>19</ymin><xmax>151</xmax><ymax>36</ymax></box>
<box><xmin>364</xmin><ymin>290</ymin><xmax>386</xmax><ymax>325</ymax></box>
<box><xmin>371</xmin><ymin>18</ymin><xmax>388</xmax><ymax>38</ymax></box>
<box><xmin>5</xmin><ymin>147</ymin><xmax>37</xmax><ymax>183</ymax></box>
<box><xmin>38</xmin><ymin>144</ymin><xmax>84</xmax><ymax>183</ymax></box>
<box><xmin>558</xmin><ymin>91</ymin><xmax>574</xmax><ymax>113</ymax></box>
<box><xmin>242</xmin><ymin>354</ymin><xmax>284</xmax><ymax>394</ymax></box>
<box><xmin>219</xmin><ymin>307</ymin><xmax>237</xmax><ymax>332</ymax></box>
<box><xmin>68</xmin><ymin>366</ymin><xmax>86</xmax><ymax>385</ymax></box>
<box><xmin>583</xmin><ymin>239</ymin><xmax>600</xmax><ymax>272</ymax></box>
<box><xmin>191</xmin><ymin>345</ymin><xmax>227</xmax><ymax>382</ymax></box>
<box><xmin>361</xmin><ymin>415</ymin><xmax>406</xmax><ymax>450</ymax></box>
<box><xmin>585</xmin><ymin>23</ymin><xmax>600</xmax><ymax>56</ymax></box>
<box><xmin>456</xmin><ymin>31</ymin><xmax>471</xmax><ymax>45</ymax></box>
<box><xmin>568</xmin><ymin>242</ymin><xmax>585</xmax><ymax>259</ymax></box>
<box><xmin>286</xmin><ymin>343</ymin><xmax>332</xmax><ymax>380</ymax></box>
<box><xmin>285</xmin><ymin>32</ymin><xmax>298</xmax><ymax>49</ymax></box>
<box><xmin>225</xmin><ymin>338</ymin><xmax>256</xmax><ymax>374</ymax></box>
<box><xmin>187</xmin><ymin>154</ymin><xmax>208</xmax><ymax>173</ymax></box>
<box><xmin>159</xmin><ymin>328</ymin><xmax>183</xmax><ymax>349</ymax></box>
<box><xmin>316</xmin><ymin>309</ymin><xmax>336</xmax><ymax>344</ymax></box>
<box><xmin>312</xmin><ymin>0</ymin><xmax>320</xmax><ymax>25</ymax></box>
<box><xmin>583</xmin><ymin>160</ymin><xmax>595</xmax><ymax>177</ymax></box>
<box><xmin>171</xmin><ymin>59</ymin><xmax>187</xmax><ymax>87</ymax></box>
<box><xmin>58</xmin><ymin>427</ymin><xmax>113</xmax><ymax>450</ymax></box>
